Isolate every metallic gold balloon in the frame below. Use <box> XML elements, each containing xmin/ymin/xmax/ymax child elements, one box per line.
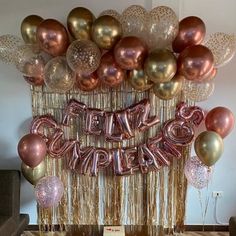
<box><xmin>128</xmin><ymin>68</ymin><xmax>153</xmax><ymax>91</ymax></box>
<box><xmin>144</xmin><ymin>49</ymin><xmax>177</xmax><ymax>83</ymax></box>
<box><xmin>67</xmin><ymin>7</ymin><xmax>94</xmax><ymax>40</ymax></box>
<box><xmin>21</xmin><ymin>15</ymin><xmax>43</xmax><ymax>44</ymax></box>
<box><xmin>91</xmin><ymin>15</ymin><xmax>122</xmax><ymax>50</ymax></box>
<box><xmin>36</xmin><ymin>19</ymin><xmax>69</xmax><ymax>56</ymax></box>
<box><xmin>21</xmin><ymin>161</ymin><xmax>46</xmax><ymax>185</ymax></box>
<box><xmin>194</xmin><ymin>131</ymin><xmax>224</xmax><ymax>167</ymax></box>
<box><xmin>76</xmin><ymin>72</ymin><xmax>100</xmax><ymax>91</ymax></box>
<box><xmin>153</xmin><ymin>74</ymin><xmax>183</xmax><ymax>100</ymax></box>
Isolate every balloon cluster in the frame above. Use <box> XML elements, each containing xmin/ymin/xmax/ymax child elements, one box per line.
<box><xmin>0</xmin><ymin>5</ymin><xmax>235</xmax><ymax>101</ymax></box>
<box><xmin>184</xmin><ymin>106</ymin><xmax>234</xmax><ymax>189</ymax></box>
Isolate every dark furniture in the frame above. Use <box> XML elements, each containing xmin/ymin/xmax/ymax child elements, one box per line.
<box><xmin>229</xmin><ymin>217</ymin><xmax>236</xmax><ymax>236</ymax></box>
<box><xmin>0</xmin><ymin>170</ymin><xmax>29</xmax><ymax>236</ymax></box>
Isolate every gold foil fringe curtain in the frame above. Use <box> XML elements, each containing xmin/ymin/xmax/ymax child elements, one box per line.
<box><xmin>31</xmin><ymin>81</ymin><xmax>190</xmax><ymax>235</ymax></box>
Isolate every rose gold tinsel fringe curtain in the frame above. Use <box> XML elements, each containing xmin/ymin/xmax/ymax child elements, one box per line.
<box><xmin>30</xmin><ymin>82</ymin><xmax>190</xmax><ymax>235</ymax></box>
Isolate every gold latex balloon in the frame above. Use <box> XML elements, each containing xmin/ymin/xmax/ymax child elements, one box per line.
<box><xmin>144</xmin><ymin>49</ymin><xmax>177</xmax><ymax>83</ymax></box>
<box><xmin>21</xmin><ymin>161</ymin><xmax>46</xmax><ymax>185</ymax></box>
<box><xmin>194</xmin><ymin>131</ymin><xmax>224</xmax><ymax>167</ymax></box>
<box><xmin>153</xmin><ymin>74</ymin><xmax>183</xmax><ymax>100</ymax></box>
<box><xmin>21</xmin><ymin>15</ymin><xmax>43</xmax><ymax>44</ymax></box>
<box><xmin>128</xmin><ymin>68</ymin><xmax>153</xmax><ymax>91</ymax></box>
<box><xmin>91</xmin><ymin>15</ymin><xmax>122</xmax><ymax>50</ymax></box>
<box><xmin>67</xmin><ymin>7</ymin><xmax>95</xmax><ymax>40</ymax></box>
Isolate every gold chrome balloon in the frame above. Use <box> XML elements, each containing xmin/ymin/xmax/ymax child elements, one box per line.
<box><xmin>21</xmin><ymin>15</ymin><xmax>43</xmax><ymax>44</ymax></box>
<box><xmin>21</xmin><ymin>161</ymin><xmax>46</xmax><ymax>185</ymax></box>
<box><xmin>67</xmin><ymin>7</ymin><xmax>94</xmax><ymax>40</ymax></box>
<box><xmin>128</xmin><ymin>68</ymin><xmax>153</xmax><ymax>91</ymax></box>
<box><xmin>91</xmin><ymin>15</ymin><xmax>122</xmax><ymax>50</ymax></box>
<box><xmin>144</xmin><ymin>49</ymin><xmax>177</xmax><ymax>83</ymax></box>
<box><xmin>194</xmin><ymin>131</ymin><xmax>224</xmax><ymax>167</ymax></box>
<box><xmin>153</xmin><ymin>74</ymin><xmax>183</xmax><ymax>100</ymax></box>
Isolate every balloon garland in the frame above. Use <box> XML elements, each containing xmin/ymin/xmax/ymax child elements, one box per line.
<box><xmin>0</xmin><ymin>5</ymin><xmax>235</xmax><ymax>209</ymax></box>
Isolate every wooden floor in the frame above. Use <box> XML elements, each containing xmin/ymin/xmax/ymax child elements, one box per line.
<box><xmin>23</xmin><ymin>232</ymin><xmax>229</xmax><ymax>236</ymax></box>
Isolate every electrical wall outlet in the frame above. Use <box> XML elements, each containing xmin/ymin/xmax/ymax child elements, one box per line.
<box><xmin>212</xmin><ymin>191</ymin><xmax>223</xmax><ymax>198</ymax></box>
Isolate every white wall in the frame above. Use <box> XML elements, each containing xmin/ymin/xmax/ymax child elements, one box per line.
<box><xmin>0</xmin><ymin>0</ymin><xmax>235</xmax><ymax>225</ymax></box>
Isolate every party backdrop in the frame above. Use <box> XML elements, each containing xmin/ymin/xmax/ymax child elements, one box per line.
<box><xmin>0</xmin><ymin>2</ymin><xmax>235</xmax><ymax>235</ymax></box>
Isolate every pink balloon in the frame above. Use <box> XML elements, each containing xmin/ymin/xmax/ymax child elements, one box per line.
<box><xmin>184</xmin><ymin>156</ymin><xmax>213</xmax><ymax>189</ymax></box>
<box><xmin>35</xmin><ymin>176</ymin><xmax>64</xmax><ymax>208</ymax></box>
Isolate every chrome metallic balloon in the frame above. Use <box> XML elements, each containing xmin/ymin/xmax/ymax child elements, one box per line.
<box><xmin>153</xmin><ymin>74</ymin><xmax>183</xmax><ymax>100</ymax></box>
<box><xmin>144</xmin><ymin>49</ymin><xmax>177</xmax><ymax>83</ymax></box>
<box><xmin>128</xmin><ymin>68</ymin><xmax>153</xmax><ymax>91</ymax></box>
<box><xmin>21</xmin><ymin>15</ymin><xmax>43</xmax><ymax>44</ymax></box>
<box><xmin>91</xmin><ymin>15</ymin><xmax>122</xmax><ymax>50</ymax></box>
<box><xmin>21</xmin><ymin>161</ymin><xmax>46</xmax><ymax>185</ymax></box>
<box><xmin>67</xmin><ymin>7</ymin><xmax>95</xmax><ymax>40</ymax></box>
<box><xmin>194</xmin><ymin>131</ymin><xmax>224</xmax><ymax>167</ymax></box>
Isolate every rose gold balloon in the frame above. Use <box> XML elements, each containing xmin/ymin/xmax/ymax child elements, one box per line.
<box><xmin>205</xmin><ymin>107</ymin><xmax>235</xmax><ymax>138</ymax></box>
<box><xmin>201</xmin><ymin>67</ymin><xmax>217</xmax><ymax>81</ymax></box>
<box><xmin>172</xmin><ymin>16</ymin><xmax>206</xmax><ymax>53</ymax></box>
<box><xmin>23</xmin><ymin>75</ymin><xmax>44</xmax><ymax>86</ymax></box>
<box><xmin>177</xmin><ymin>45</ymin><xmax>214</xmax><ymax>81</ymax></box>
<box><xmin>76</xmin><ymin>72</ymin><xmax>99</xmax><ymax>91</ymax></box>
<box><xmin>18</xmin><ymin>134</ymin><xmax>47</xmax><ymax>168</ymax></box>
<box><xmin>36</xmin><ymin>19</ymin><xmax>69</xmax><ymax>56</ymax></box>
<box><xmin>114</xmin><ymin>36</ymin><xmax>147</xmax><ymax>70</ymax></box>
<box><xmin>97</xmin><ymin>52</ymin><xmax>126</xmax><ymax>87</ymax></box>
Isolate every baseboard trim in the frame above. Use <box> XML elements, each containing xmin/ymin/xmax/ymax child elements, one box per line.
<box><xmin>26</xmin><ymin>224</ymin><xmax>229</xmax><ymax>232</ymax></box>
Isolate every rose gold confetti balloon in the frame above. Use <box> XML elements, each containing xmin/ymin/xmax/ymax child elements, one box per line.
<box><xmin>76</xmin><ymin>72</ymin><xmax>99</xmax><ymax>91</ymax></box>
<box><xmin>44</xmin><ymin>56</ymin><xmax>75</xmax><ymax>93</ymax></box>
<box><xmin>99</xmin><ymin>9</ymin><xmax>121</xmax><ymax>22</ymax></box>
<box><xmin>183</xmin><ymin>79</ymin><xmax>215</xmax><ymax>102</ymax></box>
<box><xmin>121</xmin><ymin>5</ymin><xmax>147</xmax><ymax>39</ymax></box>
<box><xmin>66</xmin><ymin>39</ymin><xmax>101</xmax><ymax>74</ymax></box>
<box><xmin>0</xmin><ymin>34</ymin><xmax>23</xmax><ymax>64</ymax></box>
<box><xmin>16</xmin><ymin>44</ymin><xmax>45</xmax><ymax>78</ymax></box>
<box><xmin>23</xmin><ymin>75</ymin><xmax>44</xmax><ymax>86</ymax></box>
<box><xmin>147</xmin><ymin>6</ymin><xmax>179</xmax><ymax>49</ymax></box>
<box><xmin>204</xmin><ymin>33</ymin><xmax>236</xmax><ymax>68</ymax></box>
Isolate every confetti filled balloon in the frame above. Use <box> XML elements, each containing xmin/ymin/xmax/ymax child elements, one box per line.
<box><xmin>204</xmin><ymin>32</ymin><xmax>236</xmax><ymax>68</ymax></box>
<box><xmin>99</xmin><ymin>9</ymin><xmax>121</xmax><ymax>22</ymax></box>
<box><xmin>121</xmin><ymin>5</ymin><xmax>147</xmax><ymax>39</ymax></box>
<box><xmin>67</xmin><ymin>7</ymin><xmax>95</xmax><ymax>40</ymax></box>
<box><xmin>16</xmin><ymin>44</ymin><xmax>45</xmax><ymax>78</ymax></box>
<box><xmin>35</xmin><ymin>176</ymin><xmax>64</xmax><ymax>208</ymax></box>
<box><xmin>66</xmin><ymin>39</ymin><xmax>101</xmax><ymax>74</ymax></box>
<box><xmin>23</xmin><ymin>75</ymin><xmax>44</xmax><ymax>86</ymax></box>
<box><xmin>44</xmin><ymin>56</ymin><xmax>75</xmax><ymax>93</ymax></box>
<box><xmin>0</xmin><ymin>34</ymin><xmax>23</xmax><ymax>64</ymax></box>
<box><xmin>184</xmin><ymin>156</ymin><xmax>213</xmax><ymax>189</ymax></box>
<box><xmin>183</xmin><ymin>79</ymin><xmax>215</xmax><ymax>102</ymax></box>
<box><xmin>147</xmin><ymin>6</ymin><xmax>179</xmax><ymax>49</ymax></box>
